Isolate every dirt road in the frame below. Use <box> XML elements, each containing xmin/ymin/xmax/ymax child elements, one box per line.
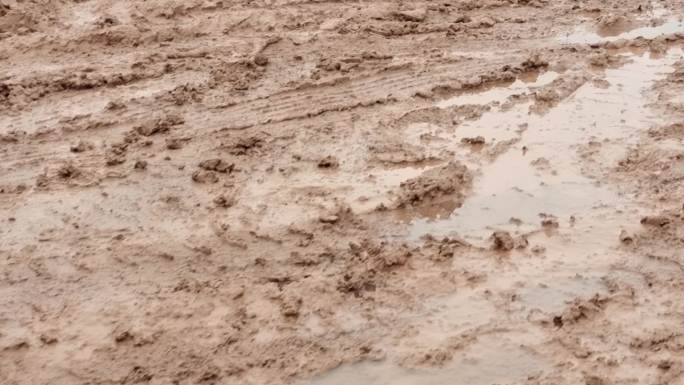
<box><xmin>2</xmin><ymin>0</ymin><xmax>684</xmax><ymax>384</ymax></box>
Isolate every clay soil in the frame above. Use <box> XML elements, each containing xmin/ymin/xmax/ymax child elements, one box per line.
<box><xmin>2</xmin><ymin>1</ymin><xmax>684</xmax><ymax>384</ymax></box>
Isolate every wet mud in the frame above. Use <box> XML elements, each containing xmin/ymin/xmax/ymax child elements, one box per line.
<box><xmin>2</xmin><ymin>1</ymin><xmax>684</xmax><ymax>385</ymax></box>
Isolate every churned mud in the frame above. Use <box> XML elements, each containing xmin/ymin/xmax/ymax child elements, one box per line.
<box><xmin>2</xmin><ymin>1</ymin><xmax>684</xmax><ymax>385</ymax></box>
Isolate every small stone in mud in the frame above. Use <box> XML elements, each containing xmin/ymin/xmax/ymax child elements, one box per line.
<box><xmin>319</xmin><ymin>215</ymin><xmax>340</xmax><ymax>224</ymax></box>
<box><xmin>134</xmin><ymin>160</ymin><xmax>148</xmax><ymax>170</ymax></box>
<box><xmin>213</xmin><ymin>195</ymin><xmax>235</xmax><ymax>208</ymax></box>
<box><xmin>192</xmin><ymin>170</ymin><xmax>219</xmax><ymax>184</ymax></box>
<box><xmin>57</xmin><ymin>164</ymin><xmax>80</xmax><ymax>179</ymax></box>
<box><xmin>491</xmin><ymin>231</ymin><xmax>515</xmax><ymax>251</ymax></box>
<box><xmin>254</xmin><ymin>54</ymin><xmax>269</xmax><ymax>66</ymax></box>
<box><xmin>165</xmin><ymin>138</ymin><xmax>183</xmax><ymax>150</ymax></box>
<box><xmin>461</xmin><ymin>136</ymin><xmax>485</xmax><ymax>145</ymax></box>
<box><xmin>199</xmin><ymin>159</ymin><xmax>234</xmax><ymax>173</ymax></box>
<box><xmin>640</xmin><ymin>215</ymin><xmax>670</xmax><ymax>227</ymax></box>
<box><xmin>70</xmin><ymin>140</ymin><xmax>94</xmax><ymax>153</ymax></box>
<box><xmin>317</xmin><ymin>156</ymin><xmax>339</xmax><ymax>169</ymax></box>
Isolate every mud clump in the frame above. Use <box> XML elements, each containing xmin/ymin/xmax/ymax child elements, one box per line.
<box><xmin>225</xmin><ymin>136</ymin><xmax>264</xmax><ymax>156</ymax></box>
<box><xmin>461</xmin><ymin>136</ymin><xmax>485</xmax><ymax>145</ymax></box>
<box><xmin>520</xmin><ymin>53</ymin><xmax>549</xmax><ymax>71</ymax></box>
<box><xmin>619</xmin><ymin>230</ymin><xmax>634</xmax><ymax>244</ymax></box>
<box><xmin>134</xmin><ymin>160</ymin><xmax>148</xmax><ymax>170</ymax></box>
<box><xmin>491</xmin><ymin>231</ymin><xmax>528</xmax><ymax>251</ymax></box>
<box><xmin>338</xmin><ymin>241</ymin><xmax>412</xmax><ymax>296</ymax></box>
<box><xmin>491</xmin><ymin>231</ymin><xmax>515</xmax><ymax>250</ymax></box>
<box><xmin>214</xmin><ymin>194</ymin><xmax>236</xmax><ymax>208</ymax></box>
<box><xmin>70</xmin><ymin>140</ymin><xmax>94</xmax><ymax>153</ymax></box>
<box><xmin>280</xmin><ymin>295</ymin><xmax>302</xmax><ymax>318</ymax></box>
<box><xmin>192</xmin><ymin>170</ymin><xmax>219</xmax><ymax>184</ymax></box>
<box><xmin>105</xmin><ymin>142</ymin><xmax>129</xmax><ymax>166</ymax></box>
<box><xmin>165</xmin><ymin>138</ymin><xmax>184</xmax><ymax>150</ymax></box>
<box><xmin>394</xmin><ymin>161</ymin><xmax>471</xmax><ymax>209</ymax></box>
<box><xmin>640</xmin><ymin>215</ymin><xmax>671</xmax><ymax>227</ymax></box>
<box><xmin>541</xmin><ymin>214</ymin><xmax>560</xmax><ymax>228</ymax></box>
<box><xmin>199</xmin><ymin>159</ymin><xmax>234</xmax><ymax>173</ymax></box>
<box><xmin>253</xmin><ymin>54</ymin><xmax>269</xmax><ymax>67</ymax></box>
<box><xmin>135</xmin><ymin>114</ymin><xmax>184</xmax><ymax>136</ymax></box>
<box><xmin>317</xmin><ymin>155</ymin><xmax>339</xmax><ymax>169</ymax></box>
<box><xmin>57</xmin><ymin>164</ymin><xmax>80</xmax><ymax>179</ymax></box>
<box><xmin>554</xmin><ymin>295</ymin><xmax>609</xmax><ymax>327</ymax></box>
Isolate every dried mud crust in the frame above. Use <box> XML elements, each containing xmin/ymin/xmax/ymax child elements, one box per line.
<box><xmin>2</xmin><ymin>1</ymin><xmax>684</xmax><ymax>385</ymax></box>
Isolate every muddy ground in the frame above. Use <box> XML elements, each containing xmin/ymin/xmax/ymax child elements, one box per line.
<box><xmin>1</xmin><ymin>0</ymin><xmax>684</xmax><ymax>384</ymax></box>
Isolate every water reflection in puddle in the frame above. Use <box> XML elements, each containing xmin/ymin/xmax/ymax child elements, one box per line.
<box><xmin>405</xmin><ymin>48</ymin><xmax>682</xmax><ymax>242</ymax></box>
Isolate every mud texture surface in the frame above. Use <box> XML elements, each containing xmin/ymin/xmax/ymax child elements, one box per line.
<box><xmin>2</xmin><ymin>1</ymin><xmax>684</xmax><ymax>385</ymax></box>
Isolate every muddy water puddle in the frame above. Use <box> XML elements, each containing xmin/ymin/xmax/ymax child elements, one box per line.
<box><xmin>405</xmin><ymin>48</ymin><xmax>682</xmax><ymax>242</ymax></box>
<box><xmin>437</xmin><ymin>71</ymin><xmax>559</xmax><ymax>109</ymax></box>
<box><xmin>560</xmin><ymin>18</ymin><xmax>684</xmax><ymax>45</ymax></box>
<box><xmin>302</xmin><ymin>48</ymin><xmax>684</xmax><ymax>385</ymax></box>
<box><xmin>305</xmin><ymin>334</ymin><xmax>547</xmax><ymax>385</ymax></box>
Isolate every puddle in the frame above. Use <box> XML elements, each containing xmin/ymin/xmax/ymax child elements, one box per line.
<box><xmin>304</xmin><ymin>333</ymin><xmax>548</xmax><ymax>385</ymax></box>
<box><xmin>437</xmin><ymin>71</ymin><xmax>558</xmax><ymax>109</ymax></box>
<box><xmin>403</xmin><ymin>48</ymin><xmax>683</xmax><ymax>242</ymax></box>
<box><xmin>408</xmin><ymin>291</ymin><xmax>496</xmax><ymax>346</ymax></box>
<box><xmin>516</xmin><ymin>275</ymin><xmax>606</xmax><ymax>314</ymax></box>
<box><xmin>560</xmin><ymin>18</ymin><xmax>684</xmax><ymax>45</ymax></box>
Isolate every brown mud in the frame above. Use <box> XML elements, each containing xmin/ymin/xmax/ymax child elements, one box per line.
<box><xmin>2</xmin><ymin>1</ymin><xmax>684</xmax><ymax>385</ymax></box>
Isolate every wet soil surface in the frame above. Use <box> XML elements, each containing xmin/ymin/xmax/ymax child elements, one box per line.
<box><xmin>2</xmin><ymin>1</ymin><xmax>684</xmax><ymax>385</ymax></box>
